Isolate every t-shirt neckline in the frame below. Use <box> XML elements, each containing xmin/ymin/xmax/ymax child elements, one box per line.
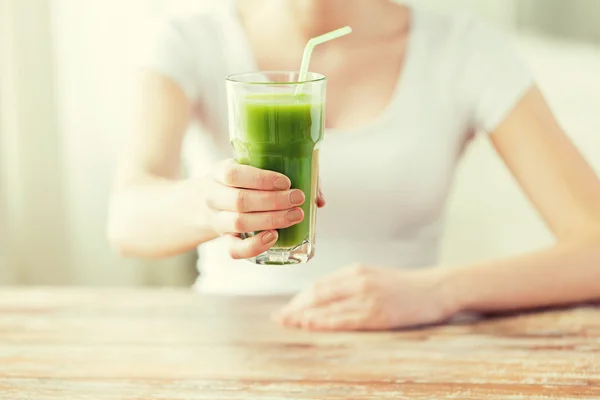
<box><xmin>224</xmin><ymin>3</ymin><xmax>421</xmax><ymax>136</ymax></box>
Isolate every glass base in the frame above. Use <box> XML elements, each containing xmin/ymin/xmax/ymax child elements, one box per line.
<box><xmin>247</xmin><ymin>240</ymin><xmax>314</xmax><ymax>265</ymax></box>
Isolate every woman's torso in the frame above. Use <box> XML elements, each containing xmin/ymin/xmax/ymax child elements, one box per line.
<box><xmin>163</xmin><ymin>4</ymin><xmax>477</xmax><ymax>294</ymax></box>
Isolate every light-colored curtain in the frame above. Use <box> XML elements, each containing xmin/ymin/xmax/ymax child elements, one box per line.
<box><xmin>0</xmin><ymin>0</ymin><xmax>71</xmax><ymax>285</ymax></box>
<box><xmin>1</xmin><ymin>0</ymin><xmax>198</xmax><ymax>286</ymax></box>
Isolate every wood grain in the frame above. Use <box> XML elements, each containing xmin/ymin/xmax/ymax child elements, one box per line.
<box><xmin>0</xmin><ymin>288</ymin><xmax>598</xmax><ymax>399</ymax></box>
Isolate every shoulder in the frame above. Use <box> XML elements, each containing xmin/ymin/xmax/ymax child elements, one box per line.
<box><xmin>139</xmin><ymin>8</ymin><xmax>232</xmax><ymax>102</ymax></box>
<box><xmin>414</xmin><ymin>6</ymin><xmax>528</xmax><ymax>84</ymax></box>
<box><xmin>152</xmin><ymin>11</ymin><xmax>222</xmax><ymax>49</ymax></box>
<box><xmin>412</xmin><ymin>7</ymin><xmax>533</xmax><ymax>133</ymax></box>
<box><xmin>414</xmin><ymin>7</ymin><xmax>513</xmax><ymax>56</ymax></box>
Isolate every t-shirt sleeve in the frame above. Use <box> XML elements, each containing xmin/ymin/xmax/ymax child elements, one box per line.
<box><xmin>139</xmin><ymin>19</ymin><xmax>202</xmax><ymax>102</ymax></box>
<box><xmin>458</xmin><ymin>17</ymin><xmax>534</xmax><ymax>134</ymax></box>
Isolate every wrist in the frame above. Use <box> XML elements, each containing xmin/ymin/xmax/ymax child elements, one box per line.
<box><xmin>433</xmin><ymin>266</ymin><xmax>471</xmax><ymax>316</ymax></box>
<box><xmin>440</xmin><ymin>265</ymin><xmax>481</xmax><ymax>314</ymax></box>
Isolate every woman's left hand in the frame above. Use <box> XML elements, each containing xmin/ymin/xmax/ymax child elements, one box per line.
<box><xmin>273</xmin><ymin>265</ymin><xmax>459</xmax><ymax>331</ymax></box>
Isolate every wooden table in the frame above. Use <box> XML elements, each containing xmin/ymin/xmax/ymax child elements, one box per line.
<box><xmin>0</xmin><ymin>288</ymin><xmax>599</xmax><ymax>399</ymax></box>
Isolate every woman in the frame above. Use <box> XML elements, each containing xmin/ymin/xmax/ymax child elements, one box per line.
<box><xmin>108</xmin><ymin>0</ymin><xmax>600</xmax><ymax>331</ymax></box>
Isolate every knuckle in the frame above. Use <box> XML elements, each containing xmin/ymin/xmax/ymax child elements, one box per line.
<box><xmin>270</xmin><ymin>211</ymin><xmax>284</xmax><ymax>229</ymax></box>
<box><xmin>311</xmin><ymin>283</ymin><xmax>326</xmax><ymax>302</ymax></box>
<box><xmin>269</xmin><ymin>192</ymin><xmax>285</xmax><ymax>209</ymax></box>
<box><xmin>204</xmin><ymin>180</ymin><xmax>220</xmax><ymax>207</ymax></box>
<box><xmin>228</xmin><ymin>247</ymin><xmax>241</xmax><ymax>260</ymax></box>
<box><xmin>258</xmin><ymin>192</ymin><xmax>278</xmax><ymax>211</ymax></box>
<box><xmin>205</xmin><ymin>194</ymin><xmax>216</xmax><ymax>210</ymax></box>
<box><xmin>357</xmin><ymin>276</ymin><xmax>372</xmax><ymax>293</ymax></box>
<box><xmin>224</xmin><ymin>164</ymin><xmax>240</xmax><ymax>186</ymax></box>
<box><xmin>352</xmin><ymin>264</ymin><xmax>368</xmax><ymax>277</ymax></box>
<box><xmin>224</xmin><ymin>234</ymin><xmax>242</xmax><ymax>259</ymax></box>
<box><xmin>365</xmin><ymin>298</ymin><xmax>379</xmax><ymax>313</ymax></box>
<box><xmin>208</xmin><ymin>210</ymin><xmax>222</xmax><ymax>234</ymax></box>
<box><xmin>256</xmin><ymin>171</ymin><xmax>270</xmax><ymax>189</ymax></box>
<box><xmin>232</xmin><ymin>214</ymin><xmax>247</xmax><ymax>232</ymax></box>
<box><xmin>233</xmin><ymin>190</ymin><xmax>247</xmax><ymax>212</ymax></box>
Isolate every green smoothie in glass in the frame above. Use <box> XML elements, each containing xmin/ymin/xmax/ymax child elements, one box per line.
<box><xmin>234</xmin><ymin>93</ymin><xmax>323</xmax><ymax>248</ymax></box>
<box><xmin>226</xmin><ymin>72</ymin><xmax>326</xmax><ymax>265</ymax></box>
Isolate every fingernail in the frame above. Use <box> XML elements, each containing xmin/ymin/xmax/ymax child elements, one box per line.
<box><xmin>274</xmin><ymin>177</ymin><xmax>290</xmax><ymax>190</ymax></box>
<box><xmin>262</xmin><ymin>231</ymin><xmax>276</xmax><ymax>244</ymax></box>
<box><xmin>286</xmin><ymin>209</ymin><xmax>303</xmax><ymax>222</ymax></box>
<box><xmin>290</xmin><ymin>190</ymin><xmax>305</xmax><ymax>206</ymax></box>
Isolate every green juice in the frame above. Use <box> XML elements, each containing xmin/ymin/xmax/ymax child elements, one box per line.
<box><xmin>232</xmin><ymin>94</ymin><xmax>324</xmax><ymax>249</ymax></box>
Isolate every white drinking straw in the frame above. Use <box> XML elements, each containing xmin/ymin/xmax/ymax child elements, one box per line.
<box><xmin>296</xmin><ymin>26</ymin><xmax>352</xmax><ymax>93</ymax></box>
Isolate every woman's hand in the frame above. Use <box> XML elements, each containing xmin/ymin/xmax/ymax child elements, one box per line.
<box><xmin>205</xmin><ymin>159</ymin><xmax>325</xmax><ymax>260</ymax></box>
<box><xmin>273</xmin><ymin>265</ymin><xmax>458</xmax><ymax>331</ymax></box>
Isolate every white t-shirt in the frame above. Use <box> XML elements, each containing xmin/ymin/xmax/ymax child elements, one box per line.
<box><xmin>143</xmin><ymin>3</ymin><xmax>533</xmax><ymax>295</ymax></box>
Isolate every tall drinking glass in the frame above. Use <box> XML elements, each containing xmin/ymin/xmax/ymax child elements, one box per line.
<box><xmin>226</xmin><ymin>71</ymin><xmax>326</xmax><ymax>265</ymax></box>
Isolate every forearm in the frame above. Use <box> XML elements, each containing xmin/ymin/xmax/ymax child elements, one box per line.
<box><xmin>447</xmin><ymin>232</ymin><xmax>600</xmax><ymax>313</ymax></box>
<box><xmin>108</xmin><ymin>175</ymin><xmax>217</xmax><ymax>258</ymax></box>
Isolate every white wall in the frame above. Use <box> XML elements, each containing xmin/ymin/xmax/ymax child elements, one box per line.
<box><xmin>518</xmin><ymin>0</ymin><xmax>600</xmax><ymax>44</ymax></box>
<box><xmin>408</xmin><ymin>0</ymin><xmax>517</xmax><ymax>28</ymax></box>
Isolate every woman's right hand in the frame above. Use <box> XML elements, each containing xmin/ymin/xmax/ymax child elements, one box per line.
<box><xmin>204</xmin><ymin>159</ymin><xmax>308</xmax><ymax>260</ymax></box>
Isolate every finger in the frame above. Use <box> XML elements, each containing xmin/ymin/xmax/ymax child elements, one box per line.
<box><xmin>214</xmin><ymin>159</ymin><xmax>291</xmax><ymax>190</ymax></box>
<box><xmin>280</xmin><ymin>266</ymin><xmax>368</xmax><ymax>312</ymax></box>
<box><xmin>316</xmin><ymin>189</ymin><xmax>326</xmax><ymax>208</ymax></box>
<box><xmin>208</xmin><ymin>184</ymin><xmax>305</xmax><ymax>213</ymax></box>
<box><xmin>316</xmin><ymin>182</ymin><xmax>326</xmax><ymax>208</ymax></box>
<box><xmin>278</xmin><ymin>278</ymin><xmax>355</xmax><ymax>315</ymax></box>
<box><xmin>307</xmin><ymin>313</ymin><xmax>365</xmax><ymax>331</ymax></box>
<box><xmin>224</xmin><ymin>231</ymin><xmax>278</xmax><ymax>260</ymax></box>
<box><xmin>214</xmin><ymin>208</ymin><xmax>304</xmax><ymax>233</ymax></box>
<box><xmin>277</xmin><ymin>297</ymin><xmax>356</xmax><ymax>324</ymax></box>
<box><xmin>276</xmin><ymin>300</ymin><xmax>365</xmax><ymax>331</ymax></box>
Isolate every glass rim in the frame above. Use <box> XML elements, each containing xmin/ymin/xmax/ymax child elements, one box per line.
<box><xmin>226</xmin><ymin>71</ymin><xmax>326</xmax><ymax>85</ymax></box>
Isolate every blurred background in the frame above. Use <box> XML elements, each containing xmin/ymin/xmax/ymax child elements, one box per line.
<box><xmin>1</xmin><ymin>0</ymin><xmax>599</xmax><ymax>287</ymax></box>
